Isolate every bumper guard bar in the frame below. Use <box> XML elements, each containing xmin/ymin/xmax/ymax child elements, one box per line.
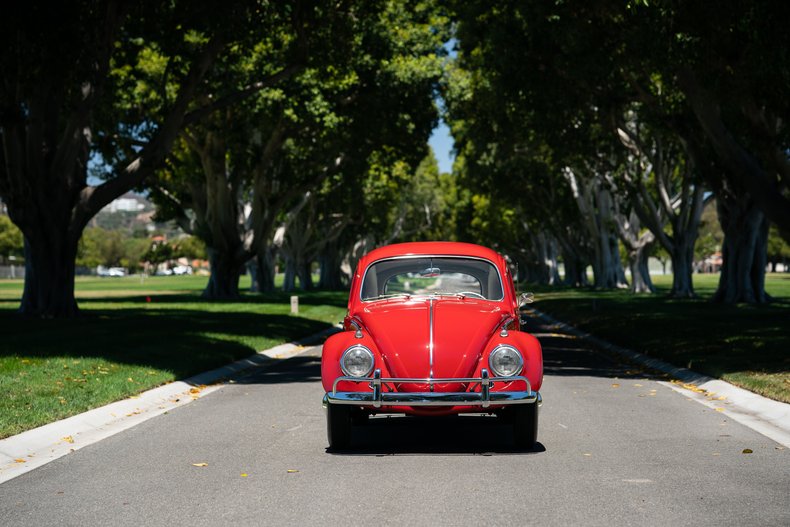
<box><xmin>324</xmin><ymin>368</ymin><xmax>540</xmax><ymax>409</ymax></box>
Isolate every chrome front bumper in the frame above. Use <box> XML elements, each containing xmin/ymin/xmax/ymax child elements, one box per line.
<box><xmin>324</xmin><ymin>368</ymin><xmax>541</xmax><ymax>409</ymax></box>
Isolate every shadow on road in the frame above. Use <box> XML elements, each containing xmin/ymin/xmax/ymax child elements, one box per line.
<box><xmin>524</xmin><ymin>317</ymin><xmax>659</xmax><ymax>381</ymax></box>
<box><xmin>327</xmin><ymin>415</ymin><xmax>547</xmax><ymax>456</ymax></box>
<box><xmin>236</xmin><ymin>355</ymin><xmax>323</xmax><ymax>385</ymax></box>
<box><xmin>232</xmin><ymin>316</ymin><xmax>653</xmax><ymax>453</ymax></box>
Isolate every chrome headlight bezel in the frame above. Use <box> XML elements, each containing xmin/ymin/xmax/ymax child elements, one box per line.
<box><xmin>340</xmin><ymin>345</ymin><xmax>375</xmax><ymax>378</ymax></box>
<box><xmin>488</xmin><ymin>344</ymin><xmax>524</xmax><ymax>377</ymax></box>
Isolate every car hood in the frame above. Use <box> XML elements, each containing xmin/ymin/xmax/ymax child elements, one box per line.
<box><xmin>357</xmin><ymin>298</ymin><xmax>506</xmax><ymax>391</ymax></box>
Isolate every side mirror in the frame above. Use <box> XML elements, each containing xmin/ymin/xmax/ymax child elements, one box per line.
<box><xmin>518</xmin><ymin>292</ymin><xmax>535</xmax><ymax>307</ymax></box>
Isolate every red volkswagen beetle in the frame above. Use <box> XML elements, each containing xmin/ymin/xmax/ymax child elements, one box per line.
<box><xmin>321</xmin><ymin>242</ymin><xmax>543</xmax><ymax>449</ymax></box>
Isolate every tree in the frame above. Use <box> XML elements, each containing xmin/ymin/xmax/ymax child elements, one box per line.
<box><xmin>614</xmin><ymin>116</ymin><xmax>706</xmax><ymax>297</ymax></box>
<box><xmin>0</xmin><ymin>1</ymin><xmax>306</xmax><ymax>316</ymax></box>
<box><xmin>447</xmin><ymin>0</ymin><xmax>785</xmax><ymax>303</ymax></box>
<box><xmin>152</xmin><ymin>1</ymin><xmax>449</xmax><ymax>296</ymax></box>
<box><xmin>0</xmin><ymin>214</ymin><xmax>24</xmax><ymax>261</ymax></box>
<box><xmin>767</xmin><ymin>225</ymin><xmax>790</xmax><ymax>273</ymax></box>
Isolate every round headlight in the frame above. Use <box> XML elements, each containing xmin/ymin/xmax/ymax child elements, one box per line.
<box><xmin>488</xmin><ymin>345</ymin><xmax>523</xmax><ymax>377</ymax></box>
<box><xmin>340</xmin><ymin>345</ymin><xmax>375</xmax><ymax>377</ymax></box>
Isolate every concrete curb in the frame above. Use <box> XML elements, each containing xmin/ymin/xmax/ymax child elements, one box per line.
<box><xmin>526</xmin><ymin>307</ymin><xmax>790</xmax><ymax>448</ymax></box>
<box><xmin>0</xmin><ymin>325</ymin><xmax>341</xmax><ymax>485</ymax></box>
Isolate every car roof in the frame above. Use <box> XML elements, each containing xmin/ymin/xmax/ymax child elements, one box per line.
<box><xmin>357</xmin><ymin>242</ymin><xmax>505</xmax><ymax>268</ymax></box>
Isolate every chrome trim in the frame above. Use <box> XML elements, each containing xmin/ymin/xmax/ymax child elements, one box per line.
<box><xmin>359</xmin><ymin>255</ymin><xmax>506</xmax><ymax>303</ymax></box>
<box><xmin>428</xmin><ymin>297</ymin><xmax>435</xmax><ymax>387</ymax></box>
<box><xmin>499</xmin><ymin>315</ymin><xmax>516</xmax><ymax>337</ymax></box>
<box><xmin>488</xmin><ymin>344</ymin><xmax>524</xmax><ymax>377</ymax></box>
<box><xmin>328</xmin><ymin>368</ymin><xmax>538</xmax><ymax>408</ymax></box>
<box><xmin>481</xmin><ymin>368</ymin><xmax>490</xmax><ymax>408</ymax></box>
<box><xmin>349</xmin><ymin>318</ymin><xmax>363</xmax><ymax>339</ymax></box>
<box><xmin>340</xmin><ymin>345</ymin><xmax>375</xmax><ymax>378</ymax></box>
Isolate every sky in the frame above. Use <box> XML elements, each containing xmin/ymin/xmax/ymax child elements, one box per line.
<box><xmin>428</xmin><ymin>118</ymin><xmax>455</xmax><ymax>174</ymax></box>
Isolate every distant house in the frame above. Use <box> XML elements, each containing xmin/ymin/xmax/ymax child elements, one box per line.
<box><xmin>700</xmin><ymin>252</ymin><xmax>723</xmax><ymax>273</ymax></box>
<box><xmin>103</xmin><ymin>192</ymin><xmax>147</xmax><ymax>213</ymax></box>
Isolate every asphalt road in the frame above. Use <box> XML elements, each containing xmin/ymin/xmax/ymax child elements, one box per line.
<box><xmin>1</xmin><ymin>317</ymin><xmax>788</xmax><ymax>526</ymax></box>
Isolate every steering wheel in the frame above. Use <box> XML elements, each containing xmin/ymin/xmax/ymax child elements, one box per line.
<box><xmin>457</xmin><ymin>291</ymin><xmax>485</xmax><ymax>299</ymax></box>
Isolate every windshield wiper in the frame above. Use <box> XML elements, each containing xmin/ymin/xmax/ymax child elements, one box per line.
<box><xmin>366</xmin><ymin>293</ymin><xmax>411</xmax><ymax>301</ymax></box>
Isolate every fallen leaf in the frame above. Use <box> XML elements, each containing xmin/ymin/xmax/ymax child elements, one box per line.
<box><xmin>583</xmin><ymin>453</ymin><xmax>592</xmax><ymax>457</ymax></box>
<box><xmin>742</xmin><ymin>449</ymin><xmax>753</xmax><ymax>454</ymax></box>
<box><xmin>14</xmin><ymin>459</ymin><xmax>26</xmax><ymax>463</ymax></box>
<box><xmin>192</xmin><ymin>463</ymin><xmax>208</xmax><ymax>467</ymax></box>
<box><xmin>633</xmin><ymin>383</ymin><xmax>643</xmax><ymax>387</ymax></box>
<box><xmin>189</xmin><ymin>387</ymin><xmax>202</xmax><ymax>394</ymax></box>
<box><xmin>611</xmin><ymin>384</ymin><xmax>620</xmax><ymax>388</ymax></box>
<box><xmin>715</xmin><ymin>408</ymin><xmax>725</xmax><ymax>412</ymax></box>
<box><xmin>240</xmin><ymin>473</ymin><xmax>248</xmax><ymax>478</ymax></box>
<box><xmin>286</xmin><ymin>469</ymin><xmax>299</xmax><ymax>473</ymax></box>
<box><xmin>62</xmin><ymin>436</ymin><xmax>74</xmax><ymax>444</ymax></box>
<box><xmin>712</xmin><ymin>453</ymin><xmax>720</xmax><ymax>456</ymax></box>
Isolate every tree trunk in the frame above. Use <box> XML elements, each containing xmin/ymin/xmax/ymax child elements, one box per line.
<box><xmin>318</xmin><ymin>242</ymin><xmax>345</xmax><ymax>289</ymax></box>
<box><xmin>592</xmin><ymin>232</ymin><xmax>628</xmax><ymax>289</ymax></box>
<box><xmin>532</xmin><ymin>233</ymin><xmax>561</xmax><ymax>285</ymax></box>
<box><xmin>248</xmin><ymin>249</ymin><xmax>276</xmax><ymax>293</ymax></box>
<box><xmin>247</xmin><ymin>259</ymin><xmax>260</xmax><ymax>293</ymax></box>
<box><xmin>297</xmin><ymin>259</ymin><xmax>313</xmax><ymax>291</ymax></box>
<box><xmin>202</xmin><ymin>247</ymin><xmax>242</xmax><ymax>299</ymax></box>
<box><xmin>628</xmin><ymin>243</ymin><xmax>655</xmax><ymax>294</ymax></box>
<box><xmin>668</xmin><ymin>241</ymin><xmax>695</xmax><ymax>298</ymax></box>
<box><xmin>258</xmin><ymin>250</ymin><xmax>277</xmax><ymax>293</ymax></box>
<box><xmin>20</xmin><ymin>233</ymin><xmax>79</xmax><ymax>317</ymax></box>
<box><xmin>712</xmin><ymin>194</ymin><xmax>770</xmax><ymax>303</ymax></box>
<box><xmin>560</xmin><ymin>248</ymin><xmax>589</xmax><ymax>287</ymax></box>
<box><xmin>282</xmin><ymin>258</ymin><xmax>297</xmax><ymax>292</ymax></box>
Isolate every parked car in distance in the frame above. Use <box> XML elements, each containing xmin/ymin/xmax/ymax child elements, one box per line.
<box><xmin>97</xmin><ymin>266</ymin><xmax>126</xmax><ymax>277</ymax></box>
<box><xmin>321</xmin><ymin>241</ymin><xmax>543</xmax><ymax>449</ymax></box>
<box><xmin>172</xmin><ymin>265</ymin><xmax>193</xmax><ymax>275</ymax></box>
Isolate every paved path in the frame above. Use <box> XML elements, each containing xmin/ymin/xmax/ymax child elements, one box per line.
<box><xmin>1</xmin><ymin>316</ymin><xmax>788</xmax><ymax>526</ymax></box>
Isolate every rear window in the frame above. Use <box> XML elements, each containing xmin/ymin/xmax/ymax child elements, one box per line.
<box><xmin>361</xmin><ymin>256</ymin><xmax>504</xmax><ymax>301</ymax></box>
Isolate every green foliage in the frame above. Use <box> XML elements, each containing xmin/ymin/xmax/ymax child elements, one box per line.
<box><xmin>150</xmin><ymin>1</ymin><xmax>451</xmax><ymax>274</ymax></box>
<box><xmin>77</xmin><ymin>228</ymin><xmax>126</xmax><ymax>268</ymax></box>
<box><xmin>767</xmin><ymin>225</ymin><xmax>790</xmax><ymax>264</ymax></box>
<box><xmin>0</xmin><ymin>215</ymin><xmax>23</xmax><ymax>259</ymax></box>
<box><xmin>177</xmin><ymin>236</ymin><xmax>208</xmax><ymax>260</ymax></box>
<box><xmin>142</xmin><ymin>240</ymin><xmax>175</xmax><ymax>266</ymax></box>
<box><xmin>694</xmin><ymin>201</ymin><xmax>724</xmax><ymax>261</ymax></box>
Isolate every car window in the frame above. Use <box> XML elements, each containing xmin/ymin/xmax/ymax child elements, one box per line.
<box><xmin>361</xmin><ymin>257</ymin><xmax>504</xmax><ymax>301</ymax></box>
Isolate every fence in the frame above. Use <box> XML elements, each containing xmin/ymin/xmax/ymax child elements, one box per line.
<box><xmin>0</xmin><ymin>265</ymin><xmax>24</xmax><ymax>279</ymax></box>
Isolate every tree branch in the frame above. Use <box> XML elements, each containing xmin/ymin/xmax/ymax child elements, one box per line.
<box><xmin>75</xmin><ymin>35</ymin><xmax>226</xmax><ymax>230</ymax></box>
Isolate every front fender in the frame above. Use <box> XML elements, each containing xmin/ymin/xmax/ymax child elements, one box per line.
<box><xmin>321</xmin><ymin>331</ymin><xmax>389</xmax><ymax>393</ymax></box>
<box><xmin>481</xmin><ymin>330</ymin><xmax>543</xmax><ymax>392</ymax></box>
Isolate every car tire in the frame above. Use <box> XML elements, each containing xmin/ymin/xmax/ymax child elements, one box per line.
<box><xmin>513</xmin><ymin>403</ymin><xmax>539</xmax><ymax>450</ymax></box>
<box><xmin>326</xmin><ymin>404</ymin><xmax>352</xmax><ymax>449</ymax></box>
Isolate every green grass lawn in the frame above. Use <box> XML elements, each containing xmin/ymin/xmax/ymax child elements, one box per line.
<box><xmin>525</xmin><ymin>273</ymin><xmax>790</xmax><ymax>403</ymax></box>
<box><xmin>0</xmin><ymin>275</ymin><xmax>347</xmax><ymax>439</ymax></box>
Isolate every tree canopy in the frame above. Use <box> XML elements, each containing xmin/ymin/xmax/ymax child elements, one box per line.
<box><xmin>1</xmin><ymin>0</ymin><xmax>787</xmax><ymax>316</ymax></box>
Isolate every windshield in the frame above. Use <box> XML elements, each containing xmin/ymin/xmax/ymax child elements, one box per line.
<box><xmin>361</xmin><ymin>256</ymin><xmax>504</xmax><ymax>301</ymax></box>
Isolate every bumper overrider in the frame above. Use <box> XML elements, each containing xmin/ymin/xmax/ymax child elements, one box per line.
<box><xmin>323</xmin><ymin>368</ymin><xmax>541</xmax><ymax>409</ymax></box>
